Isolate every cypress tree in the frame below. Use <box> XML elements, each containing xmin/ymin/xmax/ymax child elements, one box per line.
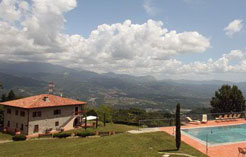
<box><xmin>176</xmin><ymin>103</ymin><xmax>181</xmax><ymax>150</ymax></box>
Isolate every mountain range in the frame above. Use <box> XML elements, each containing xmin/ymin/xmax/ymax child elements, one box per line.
<box><xmin>1</xmin><ymin>62</ymin><xmax>246</xmax><ymax>111</ymax></box>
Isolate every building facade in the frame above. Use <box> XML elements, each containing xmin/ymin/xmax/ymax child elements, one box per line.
<box><xmin>1</xmin><ymin>94</ymin><xmax>86</xmax><ymax>136</ymax></box>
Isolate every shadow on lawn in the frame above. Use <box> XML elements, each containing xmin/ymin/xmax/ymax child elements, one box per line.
<box><xmin>158</xmin><ymin>148</ymin><xmax>178</xmax><ymax>152</ymax></box>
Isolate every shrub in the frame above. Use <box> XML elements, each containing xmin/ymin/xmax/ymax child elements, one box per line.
<box><xmin>75</xmin><ymin>130</ymin><xmax>95</xmax><ymax>137</ymax></box>
<box><xmin>12</xmin><ymin>134</ymin><xmax>26</xmax><ymax>141</ymax></box>
<box><xmin>53</xmin><ymin>132</ymin><xmax>71</xmax><ymax>138</ymax></box>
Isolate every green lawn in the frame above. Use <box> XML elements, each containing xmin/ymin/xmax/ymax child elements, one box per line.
<box><xmin>0</xmin><ymin>132</ymin><xmax>13</xmax><ymax>141</ymax></box>
<box><xmin>0</xmin><ymin>132</ymin><xmax>205</xmax><ymax>157</ymax></box>
<box><xmin>66</xmin><ymin>123</ymin><xmax>138</xmax><ymax>134</ymax></box>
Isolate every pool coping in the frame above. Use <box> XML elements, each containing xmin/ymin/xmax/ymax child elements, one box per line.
<box><xmin>181</xmin><ymin>123</ymin><xmax>246</xmax><ymax>147</ymax></box>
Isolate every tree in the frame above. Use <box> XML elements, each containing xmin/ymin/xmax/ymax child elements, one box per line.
<box><xmin>176</xmin><ymin>103</ymin><xmax>181</xmax><ymax>150</ymax></box>
<box><xmin>210</xmin><ymin>85</ymin><xmax>245</xmax><ymax>113</ymax></box>
<box><xmin>7</xmin><ymin>90</ymin><xmax>16</xmax><ymax>101</ymax></box>
<box><xmin>96</xmin><ymin>105</ymin><xmax>112</xmax><ymax>123</ymax></box>
<box><xmin>86</xmin><ymin>109</ymin><xmax>98</xmax><ymax>116</ymax></box>
<box><xmin>0</xmin><ymin>82</ymin><xmax>4</xmax><ymax>125</ymax></box>
<box><xmin>1</xmin><ymin>94</ymin><xmax>7</xmax><ymax>102</ymax></box>
<box><xmin>0</xmin><ymin>106</ymin><xmax>3</xmax><ymax>125</ymax></box>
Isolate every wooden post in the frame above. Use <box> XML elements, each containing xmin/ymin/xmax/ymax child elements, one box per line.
<box><xmin>103</xmin><ymin>113</ymin><xmax>106</xmax><ymax>127</ymax></box>
<box><xmin>85</xmin><ymin>115</ymin><xmax>87</xmax><ymax>130</ymax></box>
<box><xmin>112</xmin><ymin>131</ymin><xmax>115</xmax><ymax>135</ymax></box>
<box><xmin>96</xmin><ymin>117</ymin><xmax>98</xmax><ymax>128</ymax></box>
<box><xmin>95</xmin><ymin>131</ymin><xmax>99</xmax><ymax>136</ymax></box>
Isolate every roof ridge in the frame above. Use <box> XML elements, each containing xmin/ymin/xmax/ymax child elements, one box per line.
<box><xmin>27</xmin><ymin>95</ymin><xmax>45</xmax><ymax>108</ymax></box>
<box><xmin>0</xmin><ymin>94</ymin><xmax>86</xmax><ymax>109</ymax></box>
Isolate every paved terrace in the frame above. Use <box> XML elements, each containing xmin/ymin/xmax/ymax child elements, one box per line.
<box><xmin>160</xmin><ymin>119</ymin><xmax>246</xmax><ymax>157</ymax></box>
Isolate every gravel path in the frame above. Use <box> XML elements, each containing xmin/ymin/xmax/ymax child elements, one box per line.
<box><xmin>128</xmin><ymin>128</ymin><xmax>161</xmax><ymax>134</ymax></box>
<box><xmin>0</xmin><ymin>140</ymin><xmax>12</xmax><ymax>144</ymax></box>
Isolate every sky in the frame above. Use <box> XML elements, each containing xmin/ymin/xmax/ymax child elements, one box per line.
<box><xmin>0</xmin><ymin>0</ymin><xmax>246</xmax><ymax>81</ymax></box>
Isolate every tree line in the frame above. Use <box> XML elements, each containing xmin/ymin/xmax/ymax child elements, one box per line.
<box><xmin>0</xmin><ymin>82</ymin><xmax>19</xmax><ymax>102</ymax></box>
<box><xmin>87</xmin><ymin>105</ymin><xmax>174</xmax><ymax>127</ymax></box>
<box><xmin>1</xmin><ymin>90</ymin><xmax>17</xmax><ymax>102</ymax></box>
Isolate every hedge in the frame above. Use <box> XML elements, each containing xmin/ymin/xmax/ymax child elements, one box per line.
<box><xmin>75</xmin><ymin>130</ymin><xmax>95</xmax><ymax>137</ymax></box>
<box><xmin>12</xmin><ymin>134</ymin><xmax>26</xmax><ymax>141</ymax></box>
<box><xmin>53</xmin><ymin>132</ymin><xmax>71</xmax><ymax>138</ymax></box>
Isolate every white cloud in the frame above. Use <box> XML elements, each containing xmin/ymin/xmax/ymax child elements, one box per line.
<box><xmin>176</xmin><ymin>50</ymin><xmax>246</xmax><ymax>75</ymax></box>
<box><xmin>4</xmin><ymin>0</ymin><xmax>246</xmax><ymax>80</ymax></box>
<box><xmin>143</xmin><ymin>0</ymin><xmax>158</xmax><ymax>16</ymax></box>
<box><xmin>224</xmin><ymin>19</ymin><xmax>243</xmax><ymax>37</ymax></box>
<box><xmin>0</xmin><ymin>0</ymin><xmax>21</xmax><ymax>23</ymax></box>
<box><xmin>0</xmin><ymin>0</ymin><xmax>210</xmax><ymax>70</ymax></box>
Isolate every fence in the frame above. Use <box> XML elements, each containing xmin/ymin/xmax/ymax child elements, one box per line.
<box><xmin>183</xmin><ymin>111</ymin><xmax>246</xmax><ymax>122</ymax></box>
<box><xmin>138</xmin><ymin>111</ymin><xmax>246</xmax><ymax>129</ymax></box>
<box><xmin>139</xmin><ymin>118</ymin><xmax>176</xmax><ymax>129</ymax></box>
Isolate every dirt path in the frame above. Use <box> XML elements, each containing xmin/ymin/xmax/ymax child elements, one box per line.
<box><xmin>128</xmin><ymin>127</ymin><xmax>161</xmax><ymax>134</ymax></box>
<box><xmin>0</xmin><ymin>140</ymin><xmax>12</xmax><ymax>144</ymax></box>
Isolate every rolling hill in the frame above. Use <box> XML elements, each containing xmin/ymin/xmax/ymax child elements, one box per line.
<box><xmin>0</xmin><ymin>61</ymin><xmax>245</xmax><ymax>110</ymax></box>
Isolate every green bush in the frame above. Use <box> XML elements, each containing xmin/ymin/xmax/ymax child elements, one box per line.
<box><xmin>12</xmin><ymin>134</ymin><xmax>26</xmax><ymax>141</ymax></box>
<box><xmin>98</xmin><ymin>121</ymin><xmax>104</xmax><ymax>127</ymax></box>
<box><xmin>75</xmin><ymin>130</ymin><xmax>95</xmax><ymax>137</ymax></box>
<box><xmin>53</xmin><ymin>132</ymin><xmax>71</xmax><ymax>138</ymax></box>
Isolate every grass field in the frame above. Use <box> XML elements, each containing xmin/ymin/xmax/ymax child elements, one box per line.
<box><xmin>0</xmin><ymin>131</ymin><xmax>205</xmax><ymax>157</ymax></box>
<box><xmin>66</xmin><ymin>123</ymin><xmax>138</xmax><ymax>134</ymax></box>
<box><xmin>0</xmin><ymin>132</ymin><xmax>13</xmax><ymax>140</ymax></box>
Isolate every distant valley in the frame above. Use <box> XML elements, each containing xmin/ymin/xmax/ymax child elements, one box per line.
<box><xmin>1</xmin><ymin>62</ymin><xmax>246</xmax><ymax>111</ymax></box>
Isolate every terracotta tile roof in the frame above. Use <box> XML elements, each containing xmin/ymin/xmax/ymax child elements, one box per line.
<box><xmin>0</xmin><ymin>94</ymin><xmax>87</xmax><ymax>109</ymax></box>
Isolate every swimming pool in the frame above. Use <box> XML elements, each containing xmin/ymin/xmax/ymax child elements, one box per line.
<box><xmin>182</xmin><ymin>124</ymin><xmax>246</xmax><ymax>146</ymax></box>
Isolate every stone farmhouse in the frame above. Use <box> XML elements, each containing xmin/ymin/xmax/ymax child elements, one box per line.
<box><xmin>0</xmin><ymin>94</ymin><xmax>87</xmax><ymax>136</ymax></box>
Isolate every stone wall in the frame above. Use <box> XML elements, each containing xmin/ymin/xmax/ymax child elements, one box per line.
<box><xmin>3</xmin><ymin>106</ymin><xmax>28</xmax><ymax>135</ymax></box>
<box><xmin>28</xmin><ymin>105</ymin><xmax>83</xmax><ymax>135</ymax></box>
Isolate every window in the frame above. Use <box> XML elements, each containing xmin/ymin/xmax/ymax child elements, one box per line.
<box><xmin>16</xmin><ymin>123</ymin><xmax>18</xmax><ymax>128</ymax></box>
<box><xmin>34</xmin><ymin>125</ymin><xmax>39</xmax><ymax>133</ymax></box>
<box><xmin>32</xmin><ymin>111</ymin><xmax>41</xmax><ymax>117</ymax></box>
<box><xmin>55</xmin><ymin>121</ymin><xmax>59</xmax><ymax>127</ymax></box>
<box><xmin>7</xmin><ymin>121</ymin><xmax>10</xmax><ymax>127</ymax></box>
<box><xmin>20</xmin><ymin>111</ymin><xmax>25</xmax><ymax>117</ymax></box>
<box><xmin>7</xmin><ymin>109</ymin><xmax>11</xmax><ymax>114</ymax></box>
<box><xmin>54</xmin><ymin>109</ymin><xmax>61</xmax><ymax>115</ymax></box>
<box><xmin>15</xmin><ymin>110</ymin><xmax>18</xmax><ymax>116</ymax></box>
<box><xmin>75</xmin><ymin>107</ymin><xmax>79</xmax><ymax>115</ymax></box>
<box><xmin>20</xmin><ymin>124</ymin><xmax>24</xmax><ymax>131</ymax></box>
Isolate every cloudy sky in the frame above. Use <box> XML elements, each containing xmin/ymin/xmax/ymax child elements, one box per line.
<box><xmin>0</xmin><ymin>0</ymin><xmax>246</xmax><ymax>81</ymax></box>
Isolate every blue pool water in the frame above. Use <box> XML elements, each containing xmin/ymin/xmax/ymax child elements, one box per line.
<box><xmin>182</xmin><ymin>124</ymin><xmax>246</xmax><ymax>145</ymax></box>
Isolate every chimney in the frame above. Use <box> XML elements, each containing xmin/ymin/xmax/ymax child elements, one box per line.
<box><xmin>43</xmin><ymin>96</ymin><xmax>49</xmax><ymax>102</ymax></box>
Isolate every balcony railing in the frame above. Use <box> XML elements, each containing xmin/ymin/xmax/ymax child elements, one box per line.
<box><xmin>73</xmin><ymin>111</ymin><xmax>85</xmax><ymax>115</ymax></box>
